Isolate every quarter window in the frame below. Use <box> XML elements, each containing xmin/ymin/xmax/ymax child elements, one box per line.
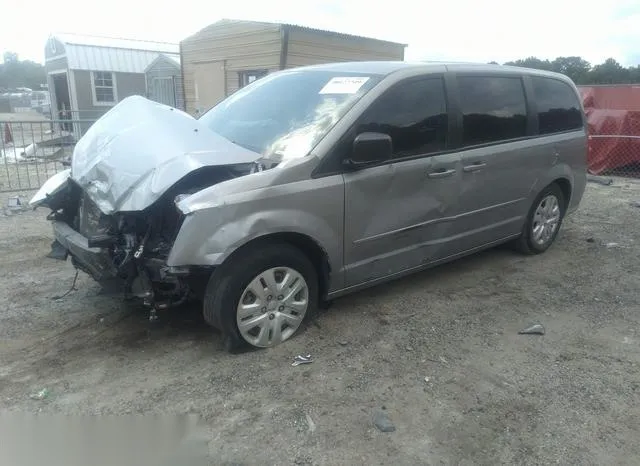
<box><xmin>458</xmin><ymin>76</ymin><xmax>527</xmax><ymax>146</ymax></box>
<box><xmin>357</xmin><ymin>77</ymin><xmax>448</xmax><ymax>158</ymax></box>
<box><xmin>532</xmin><ymin>77</ymin><xmax>583</xmax><ymax>134</ymax></box>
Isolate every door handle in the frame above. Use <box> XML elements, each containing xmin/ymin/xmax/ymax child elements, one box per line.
<box><xmin>463</xmin><ymin>162</ymin><xmax>487</xmax><ymax>173</ymax></box>
<box><xmin>427</xmin><ymin>168</ymin><xmax>456</xmax><ymax>179</ymax></box>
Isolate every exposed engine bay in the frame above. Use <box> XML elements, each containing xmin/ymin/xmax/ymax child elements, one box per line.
<box><xmin>43</xmin><ymin>164</ymin><xmax>253</xmax><ymax>315</ymax></box>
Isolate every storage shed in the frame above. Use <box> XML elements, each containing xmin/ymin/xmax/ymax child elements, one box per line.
<box><xmin>144</xmin><ymin>54</ymin><xmax>185</xmax><ymax>110</ymax></box>
<box><xmin>44</xmin><ymin>33</ymin><xmax>179</xmax><ymax>135</ymax></box>
<box><xmin>180</xmin><ymin>19</ymin><xmax>407</xmax><ymax>115</ymax></box>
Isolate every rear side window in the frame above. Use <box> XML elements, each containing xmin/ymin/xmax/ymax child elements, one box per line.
<box><xmin>357</xmin><ymin>77</ymin><xmax>448</xmax><ymax>158</ymax></box>
<box><xmin>458</xmin><ymin>76</ymin><xmax>527</xmax><ymax>146</ymax></box>
<box><xmin>532</xmin><ymin>77</ymin><xmax>583</xmax><ymax>134</ymax></box>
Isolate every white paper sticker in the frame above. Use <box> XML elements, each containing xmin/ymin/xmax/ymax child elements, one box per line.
<box><xmin>319</xmin><ymin>77</ymin><xmax>370</xmax><ymax>95</ymax></box>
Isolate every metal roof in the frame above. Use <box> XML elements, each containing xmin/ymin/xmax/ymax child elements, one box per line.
<box><xmin>49</xmin><ymin>33</ymin><xmax>180</xmax><ymax>74</ymax></box>
<box><xmin>185</xmin><ymin>19</ymin><xmax>407</xmax><ymax>47</ymax></box>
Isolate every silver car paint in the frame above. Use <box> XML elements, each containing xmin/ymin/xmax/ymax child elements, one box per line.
<box><xmin>68</xmin><ymin>95</ymin><xmax>260</xmax><ymax>214</ymax></box>
<box><xmin>168</xmin><ymin>63</ymin><xmax>587</xmax><ymax>299</ymax></box>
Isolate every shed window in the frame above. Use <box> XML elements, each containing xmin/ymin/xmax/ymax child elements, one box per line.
<box><xmin>92</xmin><ymin>71</ymin><xmax>116</xmax><ymax>104</ymax></box>
<box><xmin>239</xmin><ymin>70</ymin><xmax>269</xmax><ymax>88</ymax></box>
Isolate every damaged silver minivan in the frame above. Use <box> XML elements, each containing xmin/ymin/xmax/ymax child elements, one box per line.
<box><xmin>31</xmin><ymin>61</ymin><xmax>587</xmax><ymax>351</ymax></box>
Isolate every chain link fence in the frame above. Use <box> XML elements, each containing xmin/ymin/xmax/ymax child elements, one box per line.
<box><xmin>588</xmin><ymin>134</ymin><xmax>640</xmax><ymax>178</ymax></box>
<box><xmin>0</xmin><ymin>116</ymin><xmax>97</xmax><ymax>193</ymax></box>
<box><xmin>581</xmin><ymin>84</ymin><xmax>640</xmax><ymax>179</ymax></box>
<box><xmin>2</xmin><ymin>94</ymin><xmax>640</xmax><ymax>193</ymax></box>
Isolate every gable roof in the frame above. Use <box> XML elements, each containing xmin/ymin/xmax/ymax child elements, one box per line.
<box><xmin>184</xmin><ymin>19</ymin><xmax>407</xmax><ymax>47</ymax></box>
<box><xmin>47</xmin><ymin>33</ymin><xmax>180</xmax><ymax>73</ymax></box>
<box><xmin>144</xmin><ymin>53</ymin><xmax>181</xmax><ymax>73</ymax></box>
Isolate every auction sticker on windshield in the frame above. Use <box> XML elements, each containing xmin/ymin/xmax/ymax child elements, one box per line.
<box><xmin>319</xmin><ymin>77</ymin><xmax>370</xmax><ymax>94</ymax></box>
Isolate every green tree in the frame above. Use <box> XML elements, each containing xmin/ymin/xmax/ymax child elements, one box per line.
<box><xmin>590</xmin><ymin>58</ymin><xmax>629</xmax><ymax>84</ymax></box>
<box><xmin>504</xmin><ymin>56</ymin><xmax>554</xmax><ymax>71</ymax></box>
<box><xmin>501</xmin><ymin>55</ymin><xmax>640</xmax><ymax>85</ymax></box>
<box><xmin>551</xmin><ymin>56</ymin><xmax>591</xmax><ymax>84</ymax></box>
<box><xmin>0</xmin><ymin>53</ymin><xmax>46</xmax><ymax>90</ymax></box>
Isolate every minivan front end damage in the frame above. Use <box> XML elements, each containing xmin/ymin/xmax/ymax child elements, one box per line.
<box><xmin>31</xmin><ymin>96</ymin><xmax>261</xmax><ymax>315</ymax></box>
<box><xmin>38</xmin><ymin>163</ymin><xmax>254</xmax><ymax>314</ymax></box>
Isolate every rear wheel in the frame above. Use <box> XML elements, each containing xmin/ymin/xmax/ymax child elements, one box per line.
<box><xmin>514</xmin><ymin>183</ymin><xmax>566</xmax><ymax>255</ymax></box>
<box><xmin>203</xmin><ymin>243</ymin><xmax>318</xmax><ymax>351</ymax></box>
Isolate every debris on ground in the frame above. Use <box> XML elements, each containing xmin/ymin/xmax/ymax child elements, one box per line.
<box><xmin>518</xmin><ymin>324</ymin><xmax>545</xmax><ymax>335</ymax></box>
<box><xmin>424</xmin><ymin>376</ymin><xmax>431</xmax><ymax>383</ymax></box>
<box><xmin>292</xmin><ymin>354</ymin><xmax>313</xmax><ymax>367</ymax></box>
<box><xmin>605</xmin><ymin>242</ymin><xmax>621</xmax><ymax>249</ymax></box>
<box><xmin>51</xmin><ymin>270</ymin><xmax>79</xmax><ymax>300</ymax></box>
<box><xmin>630</xmin><ymin>200</ymin><xmax>640</xmax><ymax>208</ymax></box>
<box><xmin>587</xmin><ymin>174</ymin><xmax>613</xmax><ymax>186</ymax></box>
<box><xmin>586</xmin><ymin>237</ymin><xmax>595</xmax><ymax>243</ymax></box>
<box><xmin>46</xmin><ymin>240</ymin><xmax>68</xmax><ymax>260</ymax></box>
<box><xmin>305</xmin><ymin>413</ymin><xmax>316</xmax><ymax>433</ymax></box>
<box><xmin>372</xmin><ymin>409</ymin><xmax>396</xmax><ymax>432</ymax></box>
<box><xmin>29</xmin><ymin>388</ymin><xmax>49</xmax><ymax>400</ymax></box>
<box><xmin>338</xmin><ymin>340</ymin><xmax>348</xmax><ymax>346</ymax></box>
<box><xmin>6</xmin><ymin>196</ymin><xmax>26</xmax><ymax>212</ymax></box>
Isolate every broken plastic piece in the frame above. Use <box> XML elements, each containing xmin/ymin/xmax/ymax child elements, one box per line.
<box><xmin>7</xmin><ymin>196</ymin><xmax>23</xmax><ymax>211</ymax></box>
<box><xmin>292</xmin><ymin>354</ymin><xmax>313</xmax><ymax>366</ymax></box>
<box><xmin>586</xmin><ymin>174</ymin><xmax>613</xmax><ymax>186</ymax></box>
<box><xmin>46</xmin><ymin>240</ymin><xmax>68</xmax><ymax>261</ymax></box>
<box><xmin>372</xmin><ymin>410</ymin><xmax>396</xmax><ymax>432</ymax></box>
<box><xmin>29</xmin><ymin>388</ymin><xmax>49</xmax><ymax>400</ymax></box>
<box><xmin>518</xmin><ymin>324</ymin><xmax>545</xmax><ymax>335</ymax></box>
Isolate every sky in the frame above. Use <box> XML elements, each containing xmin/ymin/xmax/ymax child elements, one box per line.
<box><xmin>2</xmin><ymin>0</ymin><xmax>640</xmax><ymax>67</ymax></box>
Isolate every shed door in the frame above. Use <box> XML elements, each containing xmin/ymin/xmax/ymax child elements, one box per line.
<box><xmin>151</xmin><ymin>77</ymin><xmax>176</xmax><ymax>107</ymax></box>
<box><xmin>194</xmin><ymin>60</ymin><xmax>225</xmax><ymax>114</ymax></box>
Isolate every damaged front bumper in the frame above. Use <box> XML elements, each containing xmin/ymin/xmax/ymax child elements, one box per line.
<box><xmin>33</xmin><ymin>174</ymin><xmax>201</xmax><ymax>310</ymax></box>
<box><xmin>50</xmin><ymin>220</ymin><xmax>116</xmax><ymax>281</ymax></box>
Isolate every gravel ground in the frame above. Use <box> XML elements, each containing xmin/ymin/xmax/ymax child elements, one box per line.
<box><xmin>1</xmin><ymin>179</ymin><xmax>640</xmax><ymax>465</ymax></box>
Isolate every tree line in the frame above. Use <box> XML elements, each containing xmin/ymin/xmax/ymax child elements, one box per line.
<box><xmin>493</xmin><ymin>56</ymin><xmax>640</xmax><ymax>85</ymax></box>
<box><xmin>1</xmin><ymin>52</ymin><xmax>47</xmax><ymax>91</ymax></box>
<box><xmin>2</xmin><ymin>50</ymin><xmax>639</xmax><ymax>92</ymax></box>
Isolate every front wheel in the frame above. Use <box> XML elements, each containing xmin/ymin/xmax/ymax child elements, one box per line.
<box><xmin>203</xmin><ymin>243</ymin><xmax>318</xmax><ymax>351</ymax></box>
<box><xmin>514</xmin><ymin>183</ymin><xmax>566</xmax><ymax>255</ymax></box>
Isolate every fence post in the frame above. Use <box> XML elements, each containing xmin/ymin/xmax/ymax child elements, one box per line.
<box><xmin>3</xmin><ymin>122</ymin><xmax>12</xmax><ymax>144</ymax></box>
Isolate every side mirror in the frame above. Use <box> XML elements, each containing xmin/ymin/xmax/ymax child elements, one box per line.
<box><xmin>343</xmin><ymin>132</ymin><xmax>392</xmax><ymax>169</ymax></box>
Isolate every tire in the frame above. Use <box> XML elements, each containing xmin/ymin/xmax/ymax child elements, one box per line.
<box><xmin>514</xmin><ymin>183</ymin><xmax>566</xmax><ymax>255</ymax></box>
<box><xmin>203</xmin><ymin>242</ymin><xmax>318</xmax><ymax>352</ymax></box>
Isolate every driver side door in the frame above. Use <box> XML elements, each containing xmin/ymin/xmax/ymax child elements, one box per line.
<box><xmin>341</xmin><ymin>75</ymin><xmax>463</xmax><ymax>288</ymax></box>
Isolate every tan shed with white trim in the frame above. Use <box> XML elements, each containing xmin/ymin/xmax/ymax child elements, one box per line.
<box><xmin>180</xmin><ymin>19</ymin><xmax>406</xmax><ymax>115</ymax></box>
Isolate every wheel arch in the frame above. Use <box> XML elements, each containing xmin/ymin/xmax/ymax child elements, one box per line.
<box><xmin>553</xmin><ymin>177</ymin><xmax>572</xmax><ymax>207</ymax></box>
<box><xmin>215</xmin><ymin>232</ymin><xmax>332</xmax><ymax>302</ymax></box>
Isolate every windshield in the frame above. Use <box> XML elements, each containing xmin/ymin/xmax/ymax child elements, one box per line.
<box><xmin>198</xmin><ymin>70</ymin><xmax>382</xmax><ymax>163</ymax></box>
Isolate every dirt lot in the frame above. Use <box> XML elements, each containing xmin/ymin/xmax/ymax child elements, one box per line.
<box><xmin>1</xmin><ymin>180</ymin><xmax>639</xmax><ymax>465</ymax></box>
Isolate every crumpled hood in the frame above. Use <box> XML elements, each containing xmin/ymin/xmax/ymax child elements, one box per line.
<box><xmin>71</xmin><ymin>95</ymin><xmax>260</xmax><ymax>214</ymax></box>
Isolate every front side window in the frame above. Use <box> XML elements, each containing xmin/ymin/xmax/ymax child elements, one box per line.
<box><xmin>532</xmin><ymin>76</ymin><xmax>583</xmax><ymax>134</ymax></box>
<box><xmin>92</xmin><ymin>71</ymin><xmax>116</xmax><ymax>104</ymax></box>
<box><xmin>458</xmin><ymin>76</ymin><xmax>527</xmax><ymax>146</ymax></box>
<box><xmin>356</xmin><ymin>77</ymin><xmax>448</xmax><ymax>158</ymax></box>
<box><xmin>199</xmin><ymin>70</ymin><xmax>382</xmax><ymax>163</ymax></box>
